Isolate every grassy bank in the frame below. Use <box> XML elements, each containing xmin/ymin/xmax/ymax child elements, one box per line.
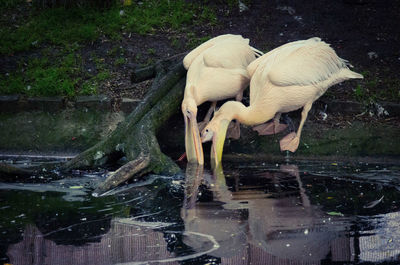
<box><xmin>0</xmin><ymin>0</ymin><xmax>216</xmax><ymax>97</ymax></box>
<box><xmin>1</xmin><ymin>0</ymin><xmax>398</xmax><ymax>104</ymax></box>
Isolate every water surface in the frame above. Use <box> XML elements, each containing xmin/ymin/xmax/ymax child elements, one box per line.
<box><xmin>1</xmin><ymin>157</ymin><xmax>400</xmax><ymax>264</ymax></box>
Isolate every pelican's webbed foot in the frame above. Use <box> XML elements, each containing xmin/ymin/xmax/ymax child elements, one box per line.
<box><xmin>253</xmin><ymin>121</ymin><xmax>288</xmax><ymax>135</ymax></box>
<box><xmin>197</xmin><ymin>121</ymin><xmax>208</xmax><ymax>132</ymax></box>
<box><xmin>279</xmin><ymin>132</ymin><xmax>299</xmax><ymax>152</ymax></box>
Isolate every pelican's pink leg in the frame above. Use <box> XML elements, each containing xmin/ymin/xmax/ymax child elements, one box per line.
<box><xmin>198</xmin><ymin>101</ymin><xmax>217</xmax><ymax>131</ymax></box>
<box><xmin>177</xmin><ymin>152</ymin><xmax>186</xmax><ymax>161</ymax></box>
<box><xmin>280</xmin><ymin>103</ymin><xmax>312</xmax><ymax>152</ymax></box>
<box><xmin>226</xmin><ymin>120</ymin><xmax>240</xmax><ymax>139</ymax></box>
<box><xmin>226</xmin><ymin>90</ymin><xmax>244</xmax><ymax>139</ymax></box>
<box><xmin>273</xmin><ymin>113</ymin><xmax>288</xmax><ymax>134</ymax></box>
<box><xmin>235</xmin><ymin>90</ymin><xmax>244</xmax><ymax>102</ymax></box>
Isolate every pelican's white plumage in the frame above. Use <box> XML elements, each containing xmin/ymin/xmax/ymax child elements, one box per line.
<box><xmin>202</xmin><ymin>37</ymin><xmax>363</xmax><ymax>166</ymax></box>
<box><xmin>182</xmin><ymin>34</ymin><xmax>262</xmax><ymax>165</ymax></box>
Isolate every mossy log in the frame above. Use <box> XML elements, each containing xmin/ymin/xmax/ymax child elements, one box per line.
<box><xmin>63</xmin><ymin>59</ymin><xmax>186</xmax><ymax>196</ymax></box>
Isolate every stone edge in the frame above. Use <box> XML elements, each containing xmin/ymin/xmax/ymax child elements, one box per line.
<box><xmin>0</xmin><ymin>95</ymin><xmax>399</xmax><ymax>117</ymax></box>
<box><xmin>0</xmin><ymin>95</ymin><xmax>142</xmax><ymax>113</ymax></box>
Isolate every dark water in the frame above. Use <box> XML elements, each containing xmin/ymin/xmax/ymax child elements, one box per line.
<box><xmin>1</xmin><ymin>157</ymin><xmax>400</xmax><ymax>265</ymax></box>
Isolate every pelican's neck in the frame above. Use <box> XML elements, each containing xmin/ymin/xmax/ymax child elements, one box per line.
<box><xmin>184</xmin><ymin>83</ymin><xmax>203</xmax><ymax>105</ymax></box>
<box><xmin>220</xmin><ymin>101</ymin><xmax>275</xmax><ymax>126</ymax></box>
<box><xmin>183</xmin><ymin>84</ymin><xmax>193</xmax><ymax>99</ymax></box>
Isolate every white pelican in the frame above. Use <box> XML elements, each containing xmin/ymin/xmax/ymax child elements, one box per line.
<box><xmin>182</xmin><ymin>34</ymin><xmax>262</xmax><ymax>165</ymax></box>
<box><xmin>201</xmin><ymin>37</ymin><xmax>363</xmax><ymax>167</ymax></box>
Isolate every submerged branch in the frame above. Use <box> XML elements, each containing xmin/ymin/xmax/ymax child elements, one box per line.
<box><xmin>92</xmin><ymin>153</ymin><xmax>151</xmax><ymax>196</ymax></box>
<box><xmin>0</xmin><ymin>163</ymin><xmax>33</xmax><ymax>178</ymax></box>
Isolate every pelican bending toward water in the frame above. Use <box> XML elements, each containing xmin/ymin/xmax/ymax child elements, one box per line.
<box><xmin>201</xmin><ymin>37</ymin><xmax>363</xmax><ymax>166</ymax></box>
<box><xmin>182</xmin><ymin>34</ymin><xmax>262</xmax><ymax>165</ymax></box>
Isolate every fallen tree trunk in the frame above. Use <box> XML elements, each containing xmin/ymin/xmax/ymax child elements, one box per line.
<box><xmin>62</xmin><ymin>58</ymin><xmax>187</xmax><ymax>196</ymax></box>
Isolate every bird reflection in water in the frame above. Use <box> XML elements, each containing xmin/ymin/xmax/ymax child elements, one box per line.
<box><xmin>181</xmin><ymin>162</ymin><xmax>349</xmax><ymax>264</ymax></box>
<box><xmin>182</xmin><ymin>163</ymin><xmax>248</xmax><ymax>260</ymax></box>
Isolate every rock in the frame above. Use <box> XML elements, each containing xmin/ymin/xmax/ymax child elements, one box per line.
<box><xmin>276</xmin><ymin>6</ymin><xmax>296</xmax><ymax>15</ymax></box>
<box><xmin>27</xmin><ymin>97</ymin><xmax>64</xmax><ymax>112</ymax></box>
<box><xmin>75</xmin><ymin>95</ymin><xmax>111</xmax><ymax>111</ymax></box>
<box><xmin>120</xmin><ymin>98</ymin><xmax>142</xmax><ymax>113</ymax></box>
<box><xmin>0</xmin><ymin>95</ymin><xmax>19</xmax><ymax>113</ymax></box>
<box><xmin>367</xmin><ymin>52</ymin><xmax>378</xmax><ymax>59</ymax></box>
<box><xmin>239</xmin><ymin>1</ymin><xmax>249</xmax><ymax>12</ymax></box>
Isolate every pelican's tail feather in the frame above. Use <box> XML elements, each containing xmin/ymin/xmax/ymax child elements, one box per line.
<box><xmin>343</xmin><ymin>69</ymin><xmax>364</xmax><ymax>80</ymax></box>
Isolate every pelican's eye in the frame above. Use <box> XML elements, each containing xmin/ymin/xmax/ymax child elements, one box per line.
<box><xmin>187</xmin><ymin>110</ymin><xmax>190</xmax><ymax>114</ymax></box>
<box><xmin>205</xmin><ymin>129</ymin><xmax>209</xmax><ymax>133</ymax></box>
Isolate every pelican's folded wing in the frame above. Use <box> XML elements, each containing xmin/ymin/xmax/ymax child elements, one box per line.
<box><xmin>183</xmin><ymin>34</ymin><xmax>247</xmax><ymax>69</ymax></box>
<box><xmin>267</xmin><ymin>39</ymin><xmax>361</xmax><ymax>87</ymax></box>
<box><xmin>202</xmin><ymin>41</ymin><xmax>256</xmax><ymax>72</ymax></box>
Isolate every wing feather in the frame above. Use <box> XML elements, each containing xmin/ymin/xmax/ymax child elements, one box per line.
<box><xmin>183</xmin><ymin>34</ymin><xmax>248</xmax><ymax>69</ymax></box>
<box><xmin>195</xmin><ymin>67</ymin><xmax>250</xmax><ymax>102</ymax></box>
<box><xmin>268</xmin><ymin>39</ymin><xmax>349</xmax><ymax>87</ymax></box>
<box><xmin>248</xmin><ymin>39</ymin><xmax>316</xmax><ymax>102</ymax></box>
<box><xmin>202</xmin><ymin>41</ymin><xmax>255</xmax><ymax>70</ymax></box>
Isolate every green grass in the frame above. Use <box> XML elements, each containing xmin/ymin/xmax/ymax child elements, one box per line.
<box><xmin>353</xmin><ymin>71</ymin><xmax>400</xmax><ymax>104</ymax></box>
<box><xmin>1</xmin><ymin>53</ymin><xmax>79</xmax><ymax>97</ymax></box>
<box><xmin>186</xmin><ymin>33</ymin><xmax>212</xmax><ymax>49</ymax></box>
<box><xmin>1</xmin><ymin>8</ymin><xmax>100</xmax><ymax>54</ymax></box>
<box><xmin>0</xmin><ymin>0</ymin><xmax>24</xmax><ymax>9</ymax></box>
<box><xmin>0</xmin><ymin>0</ymin><xmax>217</xmax><ymax>97</ymax></box>
<box><xmin>114</xmin><ymin>57</ymin><xmax>126</xmax><ymax>66</ymax></box>
<box><xmin>0</xmin><ymin>1</ymin><xmax>216</xmax><ymax>54</ymax></box>
<box><xmin>0</xmin><ymin>50</ymin><xmax>113</xmax><ymax>97</ymax></box>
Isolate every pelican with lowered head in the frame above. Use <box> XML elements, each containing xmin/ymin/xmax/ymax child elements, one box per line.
<box><xmin>182</xmin><ymin>34</ymin><xmax>262</xmax><ymax>165</ymax></box>
<box><xmin>201</xmin><ymin>37</ymin><xmax>363</xmax><ymax>167</ymax></box>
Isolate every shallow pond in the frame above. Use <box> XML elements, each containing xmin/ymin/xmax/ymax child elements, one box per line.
<box><xmin>1</xmin><ymin>156</ymin><xmax>400</xmax><ymax>265</ymax></box>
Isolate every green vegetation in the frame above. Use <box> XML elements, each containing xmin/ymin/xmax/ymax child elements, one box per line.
<box><xmin>353</xmin><ymin>70</ymin><xmax>400</xmax><ymax>104</ymax></box>
<box><xmin>0</xmin><ymin>1</ymin><xmax>216</xmax><ymax>54</ymax></box>
<box><xmin>114</xmin><ymin>57</ymin><xmax>126</xmax><ymax>66</ymax></box>
<box><xmin>0</xmin><ymin>50</ymin><xmax>111</xmax><ymax>97</ymax></box>
<box><xmin>186</xmin><ymin>33</ymin><xmax>212</xmax><ymax>49</ymax></box>
<box><xmin>123</xmin><ymin>1</ymin><xmax>216</xmax><ymax>35</ymax></box>
<box><xmin>0</xmin><ymin>0</ymin><xmax>217</xmax><ymax>97</ymax></box>
<box><xmin>0</xmin><ymin>0</ymin><xmax>24</xmax><ymax>9</ymax></box>
<box><xmin>147</xmin><ymin>48</ymin><xmax>156</xmax><ymax>56</ymax></box>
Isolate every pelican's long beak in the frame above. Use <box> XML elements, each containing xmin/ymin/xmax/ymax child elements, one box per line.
<box><xmin>184</xmin><ymin>114</ymin><xmax>204</xmax><ymax>165</ymax></box>
<box><xmin>210</xmin><ymin>119</ymin><xmax>230</xmax><ymax>169</ymax></box>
